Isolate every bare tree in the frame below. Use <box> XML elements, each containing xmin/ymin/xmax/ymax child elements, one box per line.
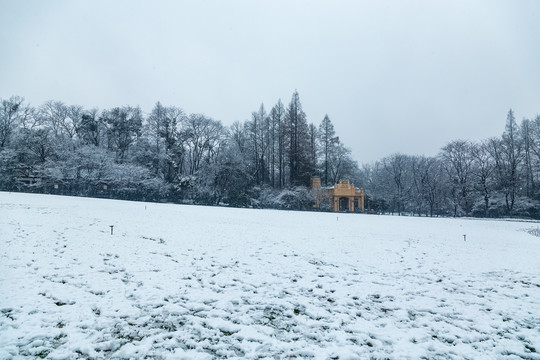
<box><xmin>286</xmin><ymin>90</ymin><xmax>312</xmax><ymax>186</ymax></box>
<box><xmin>329</xmin><ymin>142</ymin><xmax>356</xmax><ymax>185</ymax></box>
<box><xmin>383</xmin><ymin>154</ymin><xmax>413</xmax><ymax>215</ymax></box>
<box><xmin>249</xmin><ymin>104</ymin><xmax>271</xmax><ymax>184</ymax></box>
<box><xmin>182</xmin><ymin>114</ymin><xmax>226</xmax><ymax>175</ymax></box>
<box><xmin>440</xmin><ymin>140</ymin><xmax>475</xmax><ymax>216</ymax></box>
<box><xmin>488</xmin><ymin>110</ymin><xmax>523</xmax><ymax>217</ymax></box>
<box><xmin>318</xmin><ymin>114</ymin><xmax>338</xmax><ymax>186</ymax></box>
<box><xmin>64</xmin><ymin>105</ymin><xmax>83</xmax><ymax>139</ymax></box>
<box><xmin>520</xmin><ymin>117</ymin><xmax>535</xmax><ymax>198</ymax></box>
<box><xmin>270</xmin><ymin>100</ymin><xmax>286</xmax><ymax>188</ymax></box>
<box><xmin>40</xmin><ymin>101</ymin><xmax>69</xmax><ymax>138</ymax></box>
<box><xmin>0</xmin><ymin>96</ymin><xmax>29</xmax><ymax>148</ymax></box>
<box><xmin>471</xmin><ymin>141</ymin><xmax>495</xmax><ymax>217</ymax></box>
<box><xmin>410</xmin><ymin>156</ymin><xmax>429</xmax><ymax>216</ymax></box>
<box><xmin>308</xmin><ymin>123</ymin><xmax>317</xmax><ymax>178</ymax></box>
<box><xmin>423</xmin><ymin>157</ymin><xmax>444</xmax><ymax>217</ymax></box>
<box><xmin>529</xmin><ymin>115</ymin><xmax>540</xmax><ymax>198</ymax></box>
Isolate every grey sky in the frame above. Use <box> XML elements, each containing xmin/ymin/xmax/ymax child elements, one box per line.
<box><xmin>1</xmin><ymin>0</ymin><xmax>539</xmax><ymax>164</ymax></box>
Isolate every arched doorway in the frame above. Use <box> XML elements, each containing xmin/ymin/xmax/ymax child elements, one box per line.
<box><xmin>339</xmin><ymin>197</ymin><xmax>349</xmax><ymax>212</ymax></box>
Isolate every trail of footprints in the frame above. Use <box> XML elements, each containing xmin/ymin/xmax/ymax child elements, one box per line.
<box><xmin>8</xmin><ymin>230</ymin><xmax>539</xmax><ymax>359</ymax></box>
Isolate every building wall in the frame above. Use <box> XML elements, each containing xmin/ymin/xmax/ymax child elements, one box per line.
<box><xmin>311</xmin><ymin>177</ymin><xmax>365</xmax><ymax>212</ymax></box>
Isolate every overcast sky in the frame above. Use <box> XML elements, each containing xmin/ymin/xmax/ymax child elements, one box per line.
<box><xmin>1</xmin><ymin>0</ymin><xmax>539</xmax><ymax>164</ymax></box>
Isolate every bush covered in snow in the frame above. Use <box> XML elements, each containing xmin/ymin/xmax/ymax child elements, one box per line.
<box><xmin>254</xmin><ymin>186</ymin><xmax>315</xmax><ymax>210</ymax></box>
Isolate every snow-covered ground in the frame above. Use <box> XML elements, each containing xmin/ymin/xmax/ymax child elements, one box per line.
<box><xmin>1</xmin><ymin>192</ymin><xmax>539</xmax><ymax>360</ymax></box>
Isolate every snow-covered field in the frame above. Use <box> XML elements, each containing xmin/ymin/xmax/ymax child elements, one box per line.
<box><xmin>1</xmin><ymin>192</ymin><xmax>539</xmax><ymax>360</ymax></box>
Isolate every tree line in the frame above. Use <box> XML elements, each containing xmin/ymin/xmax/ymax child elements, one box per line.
<box><xmin>0</xmin><ymin>91</ymin><xmax>357</xmax><ymax>209</ymax></box>
<box><xmin>2</xmin><ymin>93</ymin><xmax>539</xmax><ymax>218</ymax></box>
<box><xmin>359</xmin><ymin>110</ymin><xmax>540</xmax><ymax>219</ymax></box>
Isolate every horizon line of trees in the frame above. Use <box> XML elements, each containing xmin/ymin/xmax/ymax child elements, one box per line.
<box><xmin>0</xmin><ymin>91</ymin><xmax>357</xmax><ymax>209</ymax></box>
<box><xmin>2</xmin><ymin>93</ymin><xmax>540</xmax><ymax>219</ymax></box>
<box><xmin>359</xmin><ymin>109</ymin><xmax>540</xmax><ymax>219</ymax></box>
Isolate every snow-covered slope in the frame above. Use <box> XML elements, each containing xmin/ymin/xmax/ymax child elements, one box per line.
<box><xmin>1</xmin><ymin>192</ymin><xmax>539</xmax><ymax>359</ymax></box>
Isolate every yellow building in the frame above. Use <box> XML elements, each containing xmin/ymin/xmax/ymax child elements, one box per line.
<box><xmin>311</xmin><ymin>176</ymin><xmax>365</xmax><ymax>212</ymax></box>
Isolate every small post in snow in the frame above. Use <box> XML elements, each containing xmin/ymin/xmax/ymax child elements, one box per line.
<box><xmin>110</xmin><ymin>225</ymin><xmax>114</xmax><ymax>235</ymax></box>
<box><xmin>463</xmin><ymin>234</ymin><xmax>466</xmax><ymax>241</ymax></box>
